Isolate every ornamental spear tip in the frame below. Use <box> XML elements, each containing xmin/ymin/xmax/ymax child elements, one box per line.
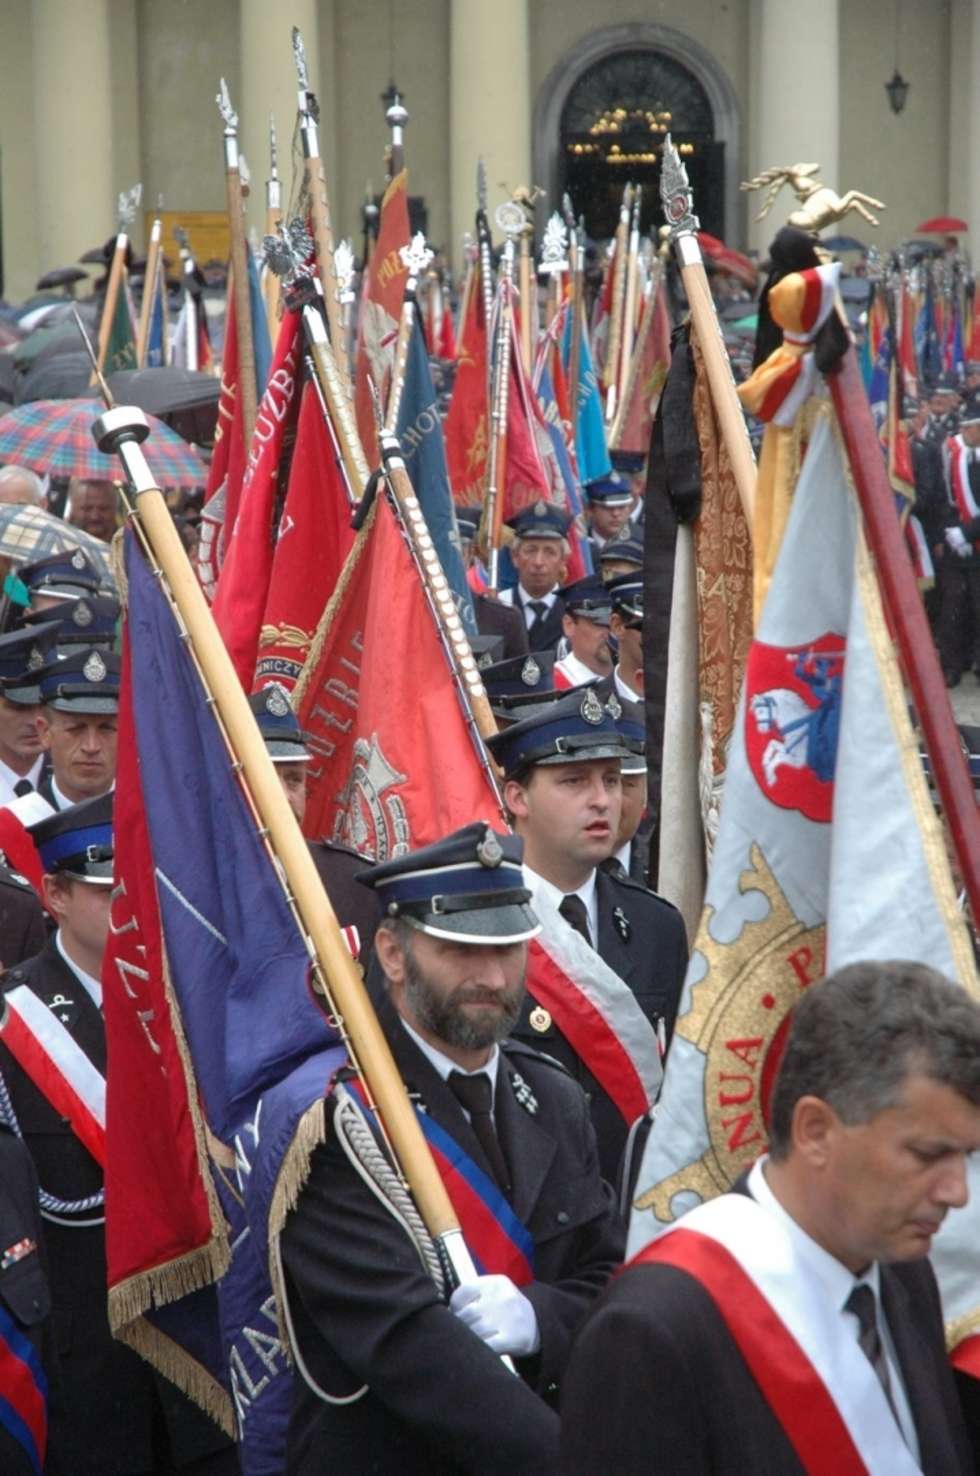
<box><xmin>269</xmin><ymin>113</ymin><xmax>279</xmax><ymax>179</ymax></box>
<box><xmin>659</xmin><ymin>133</ymin><xmax>700</xmax><ymax>239</ymax></box>
<box><xmin>216</xmin><ymin>77</ymin><xmax>237</xmax><ymax>132</ymax></box>
<box><xmin>292</xmin><ymin>27</ymin><xmax>309</xmax><ymax>91</ymax></box>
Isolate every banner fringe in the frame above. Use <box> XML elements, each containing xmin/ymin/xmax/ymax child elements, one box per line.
<box><xmin>115</xmin><ymin>1312</ymin><xmax>236</xmax><ymax>1438</ymax></box>
<box><xmin>267</xmin><ymin>1097</ymin><xmax>327</xmax><ymax>1348</ymax></box>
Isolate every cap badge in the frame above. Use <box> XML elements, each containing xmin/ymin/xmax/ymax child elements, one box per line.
<box><xmin>580</xmin><ymin>687</ymin><xmax>604</xmax><ymax>725</ymax></box>
<box><xmin>27</xmin><ymin>646</ymin><xmax>44</xmax><ymax>672</ymax></box>
<box><xmin>529</xmin><ymin>1006</ymin><xmax>552</xmax><ymax>1033</ymax></box>
<box><xmin>605</xmin><ymin>693</ymin><xmax>623</xmax><ymax>720</ymax></box>
<box><xmin>70</xmin><ymin>550</ymin><xmax>86</xmax><ymax>570</ymax></box>
<box><xmin>83</xmin><ymin>651</ymin><xmax>107</xmax><ymax>683</ymax></box>
<box><xmin>476</xmin><ymin>650</ymin><xmax>493</xmax><ymax>671</ymax></box>
<box><xmin>475</xmin><ymin>827</ymin><xmax>504</xmax><ymax>869</ymax></box>
<box><xmin>520</xmin><ymin>656</ymin><xmax>542</xmax><ymax>687</ymax></box>
<box><xmin>533</xmin><ymin>500</ymin><xmax>547</xmax><ymax>518</ymax></box>
<box><xmin>264</xmin><ymin>684</ymin><xmax>290</xmax><ymax>718</ymax></box>
<box><xmin>73</xmin><ymin>600</ymin><xmax>93</xmax><ymax>627</ymax></box>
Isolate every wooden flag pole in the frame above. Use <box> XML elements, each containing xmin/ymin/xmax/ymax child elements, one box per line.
<box><xmin>93</xmin><ymin>183</ymin><xmax>141</xmax><ymax>379</ymax></box>
<box><xmin>826</xmin><ymin>347</ymin><xmax>980</xmax><ymax>921</ymax></box>
<box><xmin>217</xmin><ymin>79</ymin><xmax>258</xmax><ymax>447</ymax></box>
<box><xmin>90</xmin><ymin>398</ymin><xmax>486</xmax><ymax>1293</ymax></box>
<box><xmin>263</xmin><ymin>113</ymin><xmax>283</xmax><ymax>340</ymax></box>
<box><xmin>294</xmin><ymin>28</ymin><xmax>351</xmax><ymax>398</ymax></box>
<box><xmin>603</xmin><ymin>184</ymin><xmax>632</xmax><ymax>424</ymax></box>
<box><xmin>615</xmin><ymin>185</ymin><xmax>642</xmax><ymax>428</ymax></box>
<box><xmin>484</xmin><ymin>205</ymin><xmax>523</xmax><ymax>590</ymax></box>
<box><xmin>384</xmin><ymin>235</ymin><xmax>433</xmax><ymax>434</ymax></box>
<box><xmin>135</xmin><ymin>216</ymin><xmax>162</xmax><ymax>369</ymax></box>
<box><xmin>660</xmin><ymin>136</ymin><xmax>756</xmax><ymax>533</ymax></box>
<box><xmin>563</xmin><ymin>195</ymin><xmax>584</xmax><ymax>424</ymax></box>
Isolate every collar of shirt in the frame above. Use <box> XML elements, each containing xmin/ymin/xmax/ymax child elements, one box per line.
<box><xmin>614</xmin><ymin>665</ymin><xmax>641</xmax><ymax>703</ymax></box>
<box><xmin>614</xmin><ymin>840</ymin><xmax>632</xmax><ymax>873</ymax></box>
<box><xmin>54</xmin><ymin>928</ymin><xmax>103</xmax><ymax>1011</ymax></box>
<box><xmin>0</xmin><ymin>752</ymin><xmax>43</xmax><ymax>804</ymax></box>
<box><xmin>398</xmin><ymin>1016</ymin><xmax>500</xmax><ymax>1110</ymax></box>
<box><xmin>518</xmin><ymin>586</ymin><xmax>558</xmax><ymax>614</ymax></box>
<box><xmin>51</xmin><ymin>777</ymin><xmax>114</xmax><ymax>813</ymax></box>
<box><xmin>524</xmin><ymin>863</ymin><xmax>598</xmax><ymax>945</ymax></box>
<box><xmin>556</xmin><ymin>650</ymin><xmax>601</xmax><ymax>687</ymax></box>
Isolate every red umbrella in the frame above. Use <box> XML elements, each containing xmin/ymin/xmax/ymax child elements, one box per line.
<box><xmin>915</xmin><ymin>216</ymin><xmax>968</xmax><ymax>235</ymax></box>
<box><xmin>698</xmin><ymin>232</ymin><xmax>758</xmax><ymax>291</ymax></box>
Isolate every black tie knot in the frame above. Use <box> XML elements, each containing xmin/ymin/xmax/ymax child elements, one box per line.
<box><xmin>559</xmin><ymin>893</ymin><xmax>592</xmax><ymax>945</ymax></box>
<box><xmin>13</xmin><ymin>779</ymin><xmax>33</xmax><ymax>797</ymax></box>
<box><xmin>527</xmin><ymin>599</ymin><xmax>548</xmax><ymax>623</ymax></box>
<box><xmin>447</xmin><ymin>1070</ymin><xmax>510</xmax><ymax>1194</ymax></box>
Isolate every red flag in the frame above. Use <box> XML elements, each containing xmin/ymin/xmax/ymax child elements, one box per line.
<box><xmin>104</xmin><ymin>627</ymin><xmax>228</xmax><ymax>1397</ymax></box>
<box><xmin>503</xmin><ymin>328</ymin><xmax>553</xmax><ymax>519</ymax></box>
<box><xmin>197</xmin><ymin>282</ymin><xmax>247</xmax><ymax>601</ymax></box>
<box><xmin>255</xmin><ymin>381</ymin><xmax>356</xmax><ymax>691</ymax></box>
<box><xmin>354</xmin><ymin>170</ymin><xmax>411</xmax><ymax>468</ymax></box>
<box><xmin>444</xmin><ymin>262</ymin><xmax>489</xmax><ymax>507</ymax></box>
<box><xmin>210</xmin><ymin>308</ymin><xmax>303</xmax><ymax>686</ymax></box>
<box><xmin>897</xmin><ymin>281</ymin><xmax>919</xmax><ymax>401</ymax></box>
<box><xmin>295</xmin><ymin>489</ymin><xmax>501</xmax><ymax>852</ymax></box>
<box><xmin>437</xmin><ymin>299</ymin><xmax>456</xmax><ymax>360</ymax></box>
<box><xmin>590</xmin><ymin>239</ymin><xmax>616</xmax><ymax>380</ymax></box>
<box><xmin>887</xmin><ymin>359</ymin><xmax>915</xmax><ymax>500</ymax></box>
<box><xmin>614</xmin><ymin>279</ymin><xmax>670</xmax><ymax>456</ymax></box>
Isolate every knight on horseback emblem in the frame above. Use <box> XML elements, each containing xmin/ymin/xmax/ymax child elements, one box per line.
<box><xmin>744</xmin><ymin>634</ymin><xmax>846</xmax><ymax>823</ymax></box>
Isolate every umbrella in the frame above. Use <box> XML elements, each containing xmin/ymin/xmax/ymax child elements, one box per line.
<box><xmin>821</xmin><ymin>235</ymin><xmax>865</xmax><ymax>253</ymax></box>
<box><xmin>14</xmin><ymin>352</ymin><xmax>92</xmax><ymax>405</ymax></box>
<box><xmin>915</xmin><ymin>216</ymin><xmax>968</xmax><ymax>235</ymax></box>
<box><xmin>106</xmin><ymin>368</ymin><xmax>220</xmax><ymax>445</ymax></box>
<box><xmin>0</xmin><ymin>398</ymin><xmax>206</xmax><ymax>489</ymax></box>
<box><xmin>0</xmin><ymin>504</ymin><xmax>114</xmax><ymax>585</ymax></box>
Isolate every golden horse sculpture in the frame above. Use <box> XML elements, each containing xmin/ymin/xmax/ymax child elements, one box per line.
<box><xmin>740</xmin><ymin>163</ymin><xmax>885</xmax><ymax>231</ymax></box>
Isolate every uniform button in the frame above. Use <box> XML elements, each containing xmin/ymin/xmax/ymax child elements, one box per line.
<box><xmin>556</xmin><ymin>1210</ymin><xmax>570</xmax><ymax>1225</ymax></box>
<box><xmin>32</xmin><ymin>1298</ymin><xmax>41</xmax><ymax>1313</ymax></box>
<box><xmin>547</xmin><ymin>1381</ymin><xmax>559</xmax><ymax>1396</ymax></box>
<box><xmin>584</xmin><ymin>1091</ymin><xmax>593</xmax><ymax>1104</ymax></box>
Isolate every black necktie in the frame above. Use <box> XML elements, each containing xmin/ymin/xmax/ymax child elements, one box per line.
<box><xmin>526</xmin><ymin>599</ymin><xmax>548</xmax><ymax>631</ymax></box>
<box><xmin>12</xmin><ymin>779</ymin><xmax>33</xmax><ymax>797</ymax></box>
<box><xmin>845</xmin><ymin>1284</ymin><xmax>902</xmax><ymax>1428</ymax></box>
<box><xmin>559</xmin><ymin>893</ymin><xmax>592</xmax><ymax>946</ymax></box>
<box><xmin>447</xmin><ymin>1071</ymin><xmax>511</xmax><ymax>1194</ymax></box>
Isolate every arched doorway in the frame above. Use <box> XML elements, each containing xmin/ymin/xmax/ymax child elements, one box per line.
<box><xmin>534</xmin><ymin>23</ymin><xmax>742</xmax><ymax>246</ymax></box>
<box><xmin>560</xmin><ymin>50</ymin><xmax>720</xmax><ymax>240</ymax></box>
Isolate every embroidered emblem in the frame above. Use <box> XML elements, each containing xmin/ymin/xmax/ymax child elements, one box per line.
<box><xmin>580</xmin><ymin>687</ymin><xmax>604</xmax><ymax>725</ymax></box>
<box><xmin>511</xmin><ymin>1070</ymin><xmax>539</xmax><ymax>1114</ymax></box>
<box><xmin>1</xmin><ymin>1238</ymin><xmax>35</xmax><ymax>1271</ymax></box>
<box><xmin>264</xmin><ymin>684</ymin><xmax>290</xmax><ymax>718</ymax></box>
<box><xmin>48</xmin><ymin>991</ymin><xmax>76</xmax><ymax>1026</ymax></box>
<box><xmin>613</xmin><ymin>905</ymin><xmax>631</xmax><ymax>942</ymax></box>
<box><xmin>520</xmin><ymin>656</ymin><xmax>542</xmax><ymax>687</ymax></box>
<box><xmin>605</xmin><ymin>693</ymin><xmax>623</xmax><ymax>720</ymax></box>
<box><xmin>83</xmin><ymin>651</ymin><xmax>107</xmax><ymax>682</ymax></box>
<box><xmin>476</xmin><ymin>827</ymin><xmax>503</xmax><ymax>868</ymax></box>
<box><xmin>529</xmin><ymin>1006</ymin><xmax>552</xmax><ymax>1034</ymax></box>
<box><xmin>73</xmin><ymin>600</ymin><xmax>93</xmax><ymax>627</ymax></box>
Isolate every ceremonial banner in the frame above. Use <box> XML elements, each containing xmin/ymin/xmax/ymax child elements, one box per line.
<box><xmin>354</xmin><ymin>170</ymin><xmax>411</xmax><ymax>466</ymax></box>
<box><xmin>255</xmin><ymin>379</ymin><xmax>356</xmax><ymax>691</ymax></box>
<box><xmin>295</xmin><ymin>488</ymin><xmax>501</xmax><ymax>853</ymax></box>
<box><xmin>104</xmin><ymin>274</ymin><xmax>137</xmax><ymax>374</ymax></box>
<box><xmin>444</xmin><ymin>261</ymin><xmax>489</xmax><ymax>508</ymax></box>
<box><xmin>211</xmin><ymin>307</ymin><xmax>302</xmax><ymax>686</ymax></box>
<box><xmin>626</xmin><ymin>408</ymin><xmax>980</xmax><ymax>1362</ymax></box>
<box><xmin>198</xmin><ymin>292</ymin><xmax>247</xmax><ymax>600</ymax></box>
<box><xmin>396</xmin><ymin>317</ymin><xmax>478</xmax><ymax>638</ymax></box>
<box><xmin>562</xmin><ymin>305</ymin><xmax>612</xmax><ymax>485</ymax></box>
<box><xmin>613</xmin><ymin>277</ymin><xmax>671</xmax><ymax>457</ymax></box>
<box><xmin>536</xmin><ymin>355</ymin><xmax>592</xmax><ymax>577</ymax></box>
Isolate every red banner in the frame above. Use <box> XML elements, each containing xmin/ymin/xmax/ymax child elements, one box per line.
<box><xmin>614</xmin><ymin>279</ymin><xmax>670</xmax><ymax>457</ymax></box>
<box><xmin>354</xmin><ymin>171</ymin><xmax>411</xmax><ymax>469</ymax></box>
<box><xmin>211</xmin><ymin>308</ymin><xmax>302</xmax><ymax>687</ymax></box>
<box><xmin>295</xmin><ymin>489</ymin><xmax>501</xmax><ymax>853</ymax></box>
<box><xmin>255</xmin><ymin>382</ymin><xmax>356</xmax><ymax>691</ymax></box>
<box><xmin>444</xmin><ymin>263</ymin><xmax>489</xmax><ymax>507</ymax></box>
<box><xmin>198</xmin><ymin>281</ymin><xmax>247</xmax><ymax>601</ymax></box>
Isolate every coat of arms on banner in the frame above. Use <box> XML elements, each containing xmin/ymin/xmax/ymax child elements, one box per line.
<box><xmin>744</xmin><ymin>635</ymin><xmax>845</xmax><ymax>822</ymax></box>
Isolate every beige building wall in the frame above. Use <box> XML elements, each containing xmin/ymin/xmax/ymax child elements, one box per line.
<box><xmin>0</xmin><ymin>0</ymin><xmax>38</xmax><ymax>301</ymax></box>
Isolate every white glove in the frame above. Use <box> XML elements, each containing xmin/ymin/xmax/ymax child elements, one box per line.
<box><xmin>449</xmin><ymin>1275</ymin><xmax>541</xmax><ymax>1357</ymax></box>
<box><xmin>946</xmin><ymin>526</ymin><xmax>971</xmax><ymax>558</ymax></box>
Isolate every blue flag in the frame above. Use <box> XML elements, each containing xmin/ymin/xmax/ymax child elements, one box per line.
<box><xmin>536</xmin><ymin>359</ymin><xmax>594</xmax><ymax>574</ymax></box>
<box><xmin>396</xmin><ymin>316</ymin><xmax>478</xmax><ymax>637</ymax></box>
<box><xmin>146</xmin><ymin>267</ymin><xmax>166</xmax><ymax>368</ymax></box>
<box><xmin>867</xmin><ymin>324</ymin><xmax>892</xmax><ymax>433</ymax></box>
<box><xmin>247</xmin><ymin>250</ymin><xmax>272</xmax><ymax>399</ymax></box>
<box><xmin>561</xmin><ymin>308</ymin><xmax>611</xmax><ymax>486</ymax></box>
<box><xmin>125</xmin><ymin>532</ymin><xmax>339</xmax><ymax>1143</ymax></box>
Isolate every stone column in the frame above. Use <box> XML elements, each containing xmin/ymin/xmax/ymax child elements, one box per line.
<box><xmin>239</xmin><ymin>0</ymin><xmax>322</xmax><ymax>238</ymax></box>
<box><xmin>32</xmin><ymin>0</ymin><xmax>115</xmax><ymax>273</ymax></box>
<box><xmin>450</xmin><ymin>0</ymin><xmax>530</xmax><ymax>270</ymax></box>
<box><xmin>749</xmin><ymin>0</ymin><xmax>839</xmax><ymax>253</ymax></box>
<box><xmin>968</xmin><ymin>0</ymin><xmax>980</xmax><ymax>247</ymax></box>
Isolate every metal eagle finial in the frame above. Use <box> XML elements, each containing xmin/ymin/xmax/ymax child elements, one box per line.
<box><xmin>399</xmin><ymin>232</ymin><xmax>434</xmax><ymax>278</ymax></box>
<box><xmin>117</xmin><ymin>183</ymin><xmax>142</xmax><ymax>230</ymax></box>
<box><xmin>216</xmin><ymin>77</ymin><xmax>237</xmax><ymax>133</ymax></box>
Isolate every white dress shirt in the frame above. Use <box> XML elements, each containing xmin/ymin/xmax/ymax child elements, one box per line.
<box><xmin>613</xmin><ymin>665</ymin><xmax>641</xmax><ymax>703</ymax></box>
<box><xmin>524</xmin><ymin>863</ymin><xmax>598</xmax><ymax>947</ymax></box>
<box><xmin>0</xmin><ymin>753</ymin><xmax>43</xmax><ymax>808</ymax></box>
<box><xmin>55</xmin><ymin>928</ymin><xmax>103</xmax><ymax>1011</ymax></box>
<box><xmin>554</xmin><ymin>650</ymin><xmax>601</xmax><ymax>688</ymax></box>
<box><xmin>499</xmin><ymin>585</ymin><xmax>560</xmax><ymax>630</ymax></box>
<box><xmin>749</xmin><ymin>1158</ymin><xmax>920</xmax><ymax>1461</ymax></box>
<box><xmin>400</xmin><ymin>1018</ymin><xmax>500</xmax><ymax>1113</ymax></box>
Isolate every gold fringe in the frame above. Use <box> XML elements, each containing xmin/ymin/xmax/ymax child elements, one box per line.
<box><xmin>267</xmin><ymin>1098</ymin><xmax>327</xmax><ymax>1348</ymax></box>
<box><xmin>108</xmin><ymin>1236</ymin><xmax>229</xmax><ymax>1332</ymax></box>
<box><xmin>116</xmin><ymin>1314</ymin><xmax>236</xmax><ymax>1438</ymax></box>
<box><xmin>292</xmin><ymin>494</ymin><xmax>379</xmax><ymax>710</ymax></box>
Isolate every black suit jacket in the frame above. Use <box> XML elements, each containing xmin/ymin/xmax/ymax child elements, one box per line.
<box><xmin>500</xmin><ymin>589</ymin><xmax>566</xmax><ymax>653</ymax></box>
<box><xmin>280</xmin><ymin>996</ymin><xmax>625</xmax><ymax>1476</ymax></box>
<box><xmin>510</xmin><ymin>868</ymin><xmax>687</xmax><ymax>1184</ymax></box>
<box><xmin>0</xmin><ymin>863</ymin><xmax>46</xmax><ymax>971</ymax></box>
<box><xmin>561</xmin><ymin>1185</ymin><xmax>974</xmax><ymax>1475</ymax></box>
<box><xmin>473</xmin><ymin>592</ymin><xmax>530</xmax><ymax>661</ymax></box>
<box><xmin>0</xmin><ymin>942</ymin><xmax>234</xmax><ymax>1476</ymax></box>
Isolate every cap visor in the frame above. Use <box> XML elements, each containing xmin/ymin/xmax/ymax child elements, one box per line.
<box><xmin>411</xmin><ymin>903</ymin><xmax>541</xmax><ymax>945</ymax></box>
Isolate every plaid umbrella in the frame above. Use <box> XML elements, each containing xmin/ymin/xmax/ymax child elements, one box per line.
<box><xmin>0</xmin><ymin>504</ymin><xmax>114</xmax><ymax>584</ymax></box>
<box><xmin>0</xmin><ymin>397</ymin><xmax>206</xmax><ymax>489</ymax></box>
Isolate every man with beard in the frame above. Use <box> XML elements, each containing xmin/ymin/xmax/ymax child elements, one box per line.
<box><xmin>279</xmin><ymin>822</ymin><xmax>624</xmax><ymax>1475</ymax></box>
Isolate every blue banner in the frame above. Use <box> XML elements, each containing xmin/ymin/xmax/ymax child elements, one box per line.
<box><xmin>561</xmin><ymin>308</ymin><xmax>611</xmax><ymax>486</ymax></box>
<box><xmin>247</xmin><ymin>251</ymin><xmax>273</xmax><ymax>399</ymax></box>
<box><xmin>536</xmin><ymin>359</ymin><xmax>594</xmax><ymax>575</ymax></box>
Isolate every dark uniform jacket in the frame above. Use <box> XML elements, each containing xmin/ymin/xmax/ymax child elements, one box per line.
<box><xmin>510</xmin><ymin>867</ymin><xmax>687</xmax><ymax>1184</ymax></box>
<box><xmin>0</xmin><ymin>862</ymin><xmax>46</xmax><ymax>972</ymax></box>
<box><xmin>307</xmin><ymin>837</ymin><xmax>380</xmax><ymax>963</ymax></box>
<box><xmin>473</xmin><ymin>592</ymin><xmax>530</xmax><ymax>662</ymax></box>
<box><xmin>0</xmin><ymin>1123</ymin><xmax>60</xmax><ymax>1476</ymax></box>
<box><xmin>498</xmin><ymin>588</ymin><xmax>566</xmax><ymax>653</ymax></box>
<box><xmin>280</xmin><ymin>996</ymin><xmax>625</xmax><ymax>1476</ymax></box>
<box><xmin>0</xmin><ymin>941</ymin><xmax>235</xmax><ymax>1476</ymax></box>
<box><xmin>562</xmin><ymin>1207</ymin><xmax>973</xmax><ymax>1475</ymax></box>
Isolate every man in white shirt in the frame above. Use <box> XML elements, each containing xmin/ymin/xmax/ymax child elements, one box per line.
<box><xmin>553</xmin><ymin>576</ymin><xmax>614</xmax><ymax>689</ymax></box>
<box><xmin>497</xmin><ymin>503</ymin><xmax>571</xmax><ymax>652</ymax></box>
<box><xmin>36</xmin><ymin>648</ymin><xmax>119</xmax><ymax>810</ymax></box>
<box><xmin>0</xmin><ymin>622</ymin><xmax>62</xmax><ymax>805</ymax></box>
<box><xmin>606</xmin><ymin>570</ymin><xmax>644</xmax><ymax>702</ymax></box>
<box><xmin>563</xmin><ymin>960</ymin><xmax>980</xmax><ymax>1474</ymax></box>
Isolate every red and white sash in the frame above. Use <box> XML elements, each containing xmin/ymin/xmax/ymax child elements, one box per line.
<box><xmin>633</xmin><ymin>1194</ymin><xmax>920</xmax><ymax>1476</ymax></box>
<box><xmin>0</xmin><ymin>985</ymin><xmax>105</xmax><ymax>1165</ymax></box>
<box><xmin>524</xmin><ymin>874</ymin><xmax>662</xmax><ymax>1125</ymax></box>
<box><xmin>947</xmin><ymin>435</ymin><xmax>980</xmax><ymax>548</ymax></box>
